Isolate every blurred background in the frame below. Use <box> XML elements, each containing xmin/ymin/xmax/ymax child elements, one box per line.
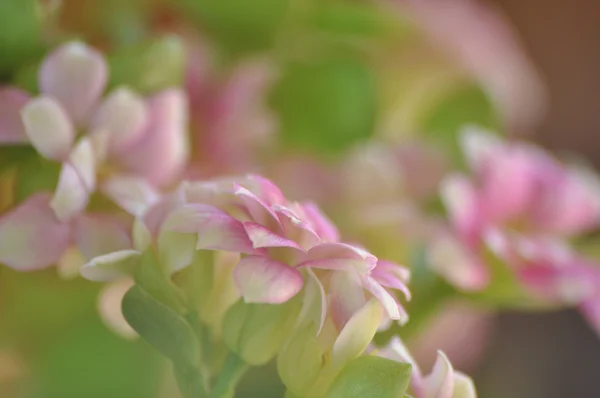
<box><xmin>0</xmin><ymin>0</ymin><xmax>599</xmax><ymax>397</ymax></box>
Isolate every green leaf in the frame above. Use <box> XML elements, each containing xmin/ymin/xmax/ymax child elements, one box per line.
<box><xmin>223</xmin><ymin>300</ymin><xmax>300</xmax><ymax>366</ymax></box>
<box><xmin>310</xmin><ymin>3</ymin><xmax>390</xmax><ymax>37</ymax></box>
<box><xmin>271</xmin><ymin>57</ymin><xmax>376</xmax><ymax>154</ymax></box>
<box><xmin>421</xmin><ymin>83</ymin><xmax>500</xmax><ymax>164</ymax></box>
<box><xmin>133</xmin><ymin>249</ymin><xmax>187</xmax><ymax>313</ymax></box>
<box><xmin>325</xmin><ymin>356</ymin><xmax>412</xmax><ymax>398</ymax></box>
<box><xmin>27</xmin><ymin>318</ymin><xmax>163</xmax><ymax>398</ymax></box>
<box><xmin>0</xmin><ymin>0</ymin><xmax>44</xmax><ymax>76</ymax></box>
<box><xmin>0</xmin><ymin>145</ymin><xmax>36</xmax><ymax>173</ymax></box>
<box><xmin>14</xmin><ymin>154</ymin><xmax>61</xmax><ymax>203</ymax></box>
<box><xmin>175</xmin><ymin>0</ymin><xmax>290</xmax><ymax>53</ymax></box>
<box><xmin>277</xmin><ymin>323</ymin><xmax>323</xmax><ymax>396</ymax></box>
<box><xmin>108</xmin><ymin>35</ymin><xmax>185</xmax><ymax>94</ymax></box>
<box><xmin>121</xmin><ymin>284</ymin><xmax>199</xmax><ymax>369</ymax></box>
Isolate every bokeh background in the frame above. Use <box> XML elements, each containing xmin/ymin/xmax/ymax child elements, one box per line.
<box><xmin>1</xmin><ymin>0</ymin><xmax>599</xmax><ymax>397</ymax></box>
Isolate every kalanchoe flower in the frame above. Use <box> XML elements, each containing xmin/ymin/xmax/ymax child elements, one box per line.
<box><xmin>82</xmin><ymin>174</ymin><xmax>410</xmax><ymax>324</ymax></box>
<box><xmin>185</xmin><ymin>41</ymin><xmax>276</xmax><ymax>176</ymax></box>
<box><xmin>380</xmin><ymin>337</ymin><xmax>477</xmax><ymax>398</ymax></box>
<box><xmin>0</xmin><ymin>41</ymin><xmax>188</xmax><ymax>271</ymax></box>
<box><xmin>430</xmin><ymin>126</ymin><xmax>600</xmax><ymax>331</ymax></box>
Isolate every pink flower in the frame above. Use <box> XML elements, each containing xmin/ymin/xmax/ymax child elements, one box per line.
<box><xmin>81</xmin><ymin>175</ymin><xmax>410</xmax><ymax>327</ymax></box>
<box><xmin>16</xmin><ymin>41</ymin><xmax>188</xmax><ymax>221</ymax></box>
<box><xmin>0</xmin><ymin>193</ymin><xmax>131</xmax><ymax>271</ymax></box>
<box><xmin>380</xmin><ymin>337</ymin><xmax>477</xmax><ymax>398</ymax></box>
<box><xmin>185</xmin><ymin>42</ymin><xmax>276</xmax><ymax>175</ymax></box>
<box><xmin>0</xmin><ymin>41</ymin><xmax>188</xmax><ymax>271</ymax></box>
<box><xmin>430</xmin><ymin>127</ymin><xmax>600</xmax><ymax>330</ymax></box>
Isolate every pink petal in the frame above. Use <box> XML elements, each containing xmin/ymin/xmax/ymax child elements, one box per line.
<box><xmin>538</xmin><ymin>167</ymin><xmax>600</xmax><ymax>235</ymax></box>
<box><xmin>196</xmin><ymin>216</ymin><xmax>257</xmax><ymax>254</ymax></box>
<box><xmin>0</xmin><ymin>194</ymin><xmax>71</xmax><ymax>270</ymax></box>
<box><xmin>581</xmin><ymin>297</ymin><xmax>600</xmax><ymax>337</ymax></box>
<box><xmin>428</xmin><ymin>234</ymin><xmax>489</xmax><ymax>291</ymax></box>
<box><xmin>233</xmin><ymin>183</ymin><xmax>282</xmax><ymax>231</ymax></box>
<box><xmin>101</xmin><ymin>175</ymin><xmax>160</xmax><ymax>216</ymax></box>
<box><xmin>297</xmin><ymin>242</ymin><xmax>377</xmax><ymax>273</ymax></box>
<box><xmin>480</xmin><ymin>146</ymin><xmax>545</xmax><ymax>223</ymax></box>
<box><xmin>423</xmin><ymin>351</ymin><xmax>455</xmax><ymax>398</ymax></box>
<box><xmin>362</xmin><ymin>275</ymin><xmax>407</xmax><ymax>323</ymax></box>
<box><xmin>300</xmin><ymin>202</ymin><xmax>340</xmax><ymax>242</ymax></box>
<box><xmin>243</xmin><ymin>175</ymin><xmax>286</xmax><ymax>206</ymax></box>
<box><xmin>51</xmin><ymin>163</ymin><xmax>91</xmax><ymax>221</ymax></box>
<box><xmin>243</xmin><ymin>221</ymin><xmax>302</xmax><ymax>250</ymax></box>
<box><xmin>371</xmin><ymin>261</ymin><xmax>412</xmax><ymax>301</ymax></box>
<box><xmin>39</xmin><ymin>41</ymin><xmax>108</xmax><ymax>124</ymax></box>
<box><xmin>74</xmin><ymin>214</ymin><xmax>131</xmax><ymax>259</ymax></box>
<box><xmin>160</xmin><ymin>203</ymin><xmax>257</xmax><ymax>254</ymax></box>
<box><xmin>91</xmin><ymin>87</ymin><xmax>149</xmax><ymax>153</ymax></box>
<box><xmin>297</xmin><ymin>268</ymin><xmax>327</xmax><ymax>334</ymax></box>
<box><xmin>459</xmin><ymin>127</ymin><xmax>501</xmax><ymax>172</ymax></box>
<box><xmin>234</xmin><ymin>255</ymin><xmax>304</xmax><ymax>304</ymax></box>
<box><xmin>329</xmin><ymin>270</ymin><xmax>367</xmax><ymax>330</ymax></box>
<box><xmin>50</xmin><ymin>138</ymin><xmax>96</xmax><ymax>221</ymax></box>
<box><xmin>274</xmin><ymin>205</ymin><xmax>321</xmax><ymax>250</ymax></box>
<box><xmin>80</xmin><ymin>249</ymin><xmax>140</xmax><ymax>281</ymax></box>
<box><xmin>0</xmin><ymin>88</ymin><xmax>30</xmax><ymax>143</ymax></box>
<box><xmin>440</xmin><ymin>174</ymin><xmax>482</xmax><ymax>243</ymax></box>
<box><xmin>141</xmin><ymin>189</ymin><xmax>186</xmax><ymax>238</ymax></box>
<box><xmin>21</xmin><ymin>96</ymin><xmax>74</xmax><ymax>161</ymax></box>
<box><xmin>115</xmin><ymin>89</ymin><xmax>188</xmax><ymax>186</ymax></box>
<box><xmin>382</xmin><ymin>337</ymin><xmax>424</xmax><ymax>391</ymax></box>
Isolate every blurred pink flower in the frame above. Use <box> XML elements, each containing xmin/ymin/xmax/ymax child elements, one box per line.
<box><xmin>0</xmin><ymin>41</ymin><xmax>188</xmax><ymax>271</ymax></box>
<box><xmin>399</xmin><ymin>0</ymin><xmax>547</xmax><ymax>133</ymax></box>
<box><xmin>185</xmin><ymin>42</ymin><xmax>276</xmax><ymax>176</ymax></box>
<box><xmin>82</xmin><ymin>175</ymin><xmax>410</xmax><ymax>326</ymax></box>
<box><xmin>430</xmin><ymin>127</ymin><xmax>600</xmax><ymax>332</ymax></box>
<box><xmin>380</xmin><ymin>337</ymin><xmax>477</xmax><ymax>398</ymax></box>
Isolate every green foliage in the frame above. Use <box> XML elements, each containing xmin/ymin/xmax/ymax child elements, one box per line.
<box><xmin>133</xmin><ymin>250</ymin><xmax>187</xmax><ymax>313</ymax></box>
<box><xmin>175</xmin><ymin>0</ymin><xmax>290</xmax><ymax>53</ymax></box>
<box><xmin>14</xmin><ymin>153</ymin><xmax>61</xmax><ymax>203</ymax></box>
<box><xmin>222</xmin><ymin>300</ymin><xmax>299</xmax><ymax>366</ymax></box>
<box><xmin>26</xmin><ymin>319</ymin><xmax>163</xmax><ymax>398</ymax></box>
<box><xmin>421</xmin><ymin>83</ymin><xmax>500</xmax><ymax>163</ymax></box>
<box><xmin>271</xmin><ymin>57</ymin><xmax>376</xmax><ymax>154</ymax></box>
<box><xmin>121</xmin><ymin>285</ymin><xmax>199</xmax><ymax>369</ymax></box>
<box><xmin>277</xmin><ymin>323</ymin><xmax>322</xmax><ymax>396</ymax></box>
<box><xmin>0</xmin><ymin>0</ymin><xmax>44</xmax><ymax>77</ymax></box>
<box><xmin>108</xmin><ymin>35</ymin><xmax>185</xmax><ymax>94</ymax></box>
<box><xmin>309</xmin><ymin>2</ymin><xmax>392</xmax><ymax>38</ymax></box>
<box><xmin>325</xmin><ymin>356</ymin><xmax>412</xmax><ymax>398</ymax></box>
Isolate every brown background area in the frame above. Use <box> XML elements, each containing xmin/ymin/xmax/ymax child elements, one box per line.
<box><xmin>475</xmin><ymin>1</ymin><xmax>600</xmax><ymax>396</ymax></box>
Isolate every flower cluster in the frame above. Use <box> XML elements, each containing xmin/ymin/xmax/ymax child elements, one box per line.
<box><xmin>430</xmin><ymin>127</ymin><xmax>600</xmax><ymax>331</ymax></box>
<box><xmin>0</xmin><ymin>41</ymin><xmax>188</xmax><ymax>271</ymax></box>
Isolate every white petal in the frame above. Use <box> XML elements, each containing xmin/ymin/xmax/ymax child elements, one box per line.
<box><xmin>80</xmin><ymin>250</ymin><xmax>141</xmax><ymax>281</ymax></box>
<box><xmin>40</xmin><ymin>41</ymin><xmax>108</xmax><ymax>124</ymax></box>
<box><xmin>21</xmin><ymin>96</ymin><xmax>74</xmax><ymax>160</ymax></box>
<box><xmin>91</xmin><ymin>87</ymin><xmax>148</xmax><ymax>152</ymax></box>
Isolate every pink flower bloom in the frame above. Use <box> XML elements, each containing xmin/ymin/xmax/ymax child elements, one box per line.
<box><xmin>81</xmin><ymin>175</ymin><xmax>411</xmax><ymax>326</ymax></box>
<box><xmin>0</xmin><ymin>193</ymin><xmax>130</xmax><ymax>271</ymax></box>
<box><xmin>431</xmin><ymin>127</ymin><xmax>600</xmax><ymax>331</ymax></box>
<box><xmin>185</xmin><ymin>42</ymin><xmax>276</xmax><ymax>176</ymax></box>
<box><xmin>16</xmin><ymin>41</ymin><xmax>188</xmax><ymax>222</ymax></box>
<box><xmin>379</xmin><ymin>337</ymin><xmax>477</xmax><ymax>398</ymax></box>
<box><xmin>0</xmin><ymin>41</ymin><xmax>188</xmax><ymax>271</ymax></box>
<box><xmin>399</xmin><ymin>0</ymin><xmax>546</xmax><ymax>133</ymax></box>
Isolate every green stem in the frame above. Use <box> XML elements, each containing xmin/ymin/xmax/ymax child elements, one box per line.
<box><xmin>209</xmin><ymin>353</ymin><xmax>249</xmax><ymax>398</ymax></box>
<box><xmin>175</xmin><ymin>363</ymin><xmax>208</xmax><ymax>398</ymax></box>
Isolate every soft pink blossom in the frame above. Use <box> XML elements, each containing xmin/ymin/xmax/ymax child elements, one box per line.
<box><xmin>432</xmin><ymin>127</ymin><xmax>600</xmax><ymax>332</ymax></box>
<box><xmin>81</xmin><ymin>175</ymin><xmax>411</xmax><ymax>327</ymax></box>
